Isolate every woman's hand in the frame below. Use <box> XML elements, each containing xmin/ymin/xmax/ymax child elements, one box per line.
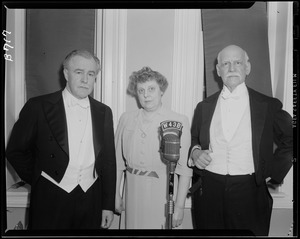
<box><xmin>172</xmin><ymin>205</ymin><xmax>184</xmax><ymax>228</ymax></box>
<box><xmin>115</xmin><ymin>193</ymin><xmax>125</xmax><ymax>215</ymax></box>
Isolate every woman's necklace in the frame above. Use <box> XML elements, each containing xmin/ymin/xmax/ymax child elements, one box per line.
<box><xmin>139</xmin><ymin>107</ymin><xmax>161</xmax><ymax>138</ymax></box>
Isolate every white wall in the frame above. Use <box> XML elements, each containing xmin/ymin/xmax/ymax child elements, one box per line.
<box><xmin>125</xmin><ymin>10</ymin><xmax>175</xmax><ymax>114</ymax></box>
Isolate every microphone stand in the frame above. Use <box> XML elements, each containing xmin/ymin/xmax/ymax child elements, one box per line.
<box><xmin>160</xmin><ymin>120</ymin><xmax>183</xmax><ymax>230</ymax></box>
<box><xmin>167</xmin><ymin>161</ymin><xmax>176</xmax><ymax>229</ymax></box>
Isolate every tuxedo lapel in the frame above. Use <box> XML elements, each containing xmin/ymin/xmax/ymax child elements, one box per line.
<box><xmin>248</xmin><ymin>88</ymin><xmax>268</xmax><ymax>172</ymax></box>
<box><xmin>43</xmin><ymin>93</ymin><xmax>104</xmax><ymax>161</ymax></box>
<box><xmin>201</xmin><ymin>93</ymin><xmax>219</xmax><ymax>149</ymax></box>
<box><xmin>43</xmin><ymin>91</ymin><xmax>69</xmax><ymax>156</ymax></box>
<box><xmin>90</xmin><ymin>98</ymin><xmax>103</xmax><ymax>160</ymax></box>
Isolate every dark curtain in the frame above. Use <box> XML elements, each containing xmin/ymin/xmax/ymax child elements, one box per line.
<box><xmin>202</xmin><ymin>2</ymin><xmax>272</xmax><ymax>97</ymax></box>
<box><xmin>26</xmin><ymin>9</ymin><xmax>96</xmax><ymax>100</ymax></box>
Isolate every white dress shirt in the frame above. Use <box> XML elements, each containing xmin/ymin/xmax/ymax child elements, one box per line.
<box><xmin>41</xmin><ymin>88</ymin><xmax>97</xmax><ymax>192</ymax></box>
<box><xmin>220</xmin><ymin>82</ymin><xmax>248</xmax><ymax>142</ymax></box>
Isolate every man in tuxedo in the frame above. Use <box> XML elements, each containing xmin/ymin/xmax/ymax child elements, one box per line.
<box><xmin>188</xmin><ymin>45</ymin><xmax>293</xmax><ymax>235</ymax></box>
<box><xmin>6</xmin><ymin>50</ymin><xmax>116</xmax><ymax>230</ymax></box>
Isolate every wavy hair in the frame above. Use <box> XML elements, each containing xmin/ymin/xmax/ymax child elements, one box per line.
<box><xmin>63</xmin><ymin>49</ymin><xmax>101</xmax><ymax>74</ymax></box>
<box><xmin>127</xmin><ymin>66</ymin><xmax>168</xmax><ymax>97</ymax></box>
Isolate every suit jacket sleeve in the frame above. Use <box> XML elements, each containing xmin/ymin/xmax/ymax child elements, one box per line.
<box><xmin>189</xmin><ymin>103</ymin><xmax>202</xmax><ymax>158</ymax></box>
<box><xmin>6</xmin><ymin>98</ymin><xmax>38</xmax><ymax>185</ymax></box>
<box><xmin>100</xmin><ymin>106</ymin><xmax>117</xmax><ymax>211</ymax></box>
<box><xmin>270</xmin><ymin>99</ymin><xmax>293</xmax><ymax>183</ymax></box>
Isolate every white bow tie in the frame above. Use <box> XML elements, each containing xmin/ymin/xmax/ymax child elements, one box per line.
<box><xmin>221</xmin><ymin>90</ymin><xmax>240</xmax><ymax>100</ymax></box>
<box><xmin>70</xmin><ymin>98</ymin><xmax>90</xmax><ymax>108</ymax></box>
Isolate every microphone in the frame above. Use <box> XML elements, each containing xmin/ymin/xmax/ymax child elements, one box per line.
<box><xmin>160</xmin><ymin>120</ymin><xmax>183</xmax><ymax>166</ymax></box>
<box><xmin>160</xmin><ymin>120</ymin><xmax>183</xmax><ymax>229</ymax></box>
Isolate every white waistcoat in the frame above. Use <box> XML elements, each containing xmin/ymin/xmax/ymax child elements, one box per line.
<box><xmin>206</xmin><ymin>97</ymin><xmax>255</xmax><ymax>175</ymax></box>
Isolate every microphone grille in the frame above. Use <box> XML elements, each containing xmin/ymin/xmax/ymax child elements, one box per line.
<box><xmin>162</xmin><ymin>132</ymin><xmax>180</xmax><ymax>142</ymax></box>
<box><xmin>162</xmin><ymin>132</ymin><xmax>180</xmax><ymax>162</ymax></box>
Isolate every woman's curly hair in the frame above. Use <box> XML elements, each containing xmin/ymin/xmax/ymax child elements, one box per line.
<box><xmin>127</xmin><ymin>66</ymin><xmax>168</xmax><ymax>97</ymax></box>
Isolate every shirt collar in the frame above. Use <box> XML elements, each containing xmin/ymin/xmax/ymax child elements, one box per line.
<box><xmin>63</xmin><ymin>88</ymin><xmax>90</xmax><ymax>108</ymax></box>
<box><xmin>221</xmin><ymin>82</ymin><xmax>247</xmax><ymax>100</ymax></box>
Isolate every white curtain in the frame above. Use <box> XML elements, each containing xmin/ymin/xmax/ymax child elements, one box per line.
<box><xmin>268</xmin><ymin>1</ymin><xmax>293</xmax><ymax>207</ymax></box>
<box><xmin>96</xmin><ymin>9</ymin><xmax>127</xmax><ymax>131</ymax></box>
<box><xmin>172</xmin><ymin>9</ymin><xmax>204</xmax><ymax>124</ymax></box>
<box><xmin>268</xmin><ymin>2</ymin><xmax>293</xmax><ymax>116</ymax></box>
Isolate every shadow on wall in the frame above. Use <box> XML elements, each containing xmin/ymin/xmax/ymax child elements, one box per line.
<box><xmin>212</xmin><ymin>58</ymin><xmax>223</xmax><ymax>91</ymax></box>
<box><xmin>58</xmin><ymin>64</ymin><xmax>67</xmax><ymax>89</ymax></box>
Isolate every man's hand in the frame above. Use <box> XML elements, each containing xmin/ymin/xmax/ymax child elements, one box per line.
<box><xmin>192</xmin><ymin>148</ymin><xmax>213</xmax><ymax>169</ymax></box>
<box><xmin>266</xmin><ymin>177</ymin><xmax>281</xmax><ymax>190</ymax></box>
<box><xmin>101</xmin><ymin>210</ymin><xmax>114</xmax><ymax>229</ymax></box>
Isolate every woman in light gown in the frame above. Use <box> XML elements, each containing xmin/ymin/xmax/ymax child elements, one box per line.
<box><xmin>115</xmin><ymin>66</ymin><xmax>192</xmax><ymax>229</ymax></box>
